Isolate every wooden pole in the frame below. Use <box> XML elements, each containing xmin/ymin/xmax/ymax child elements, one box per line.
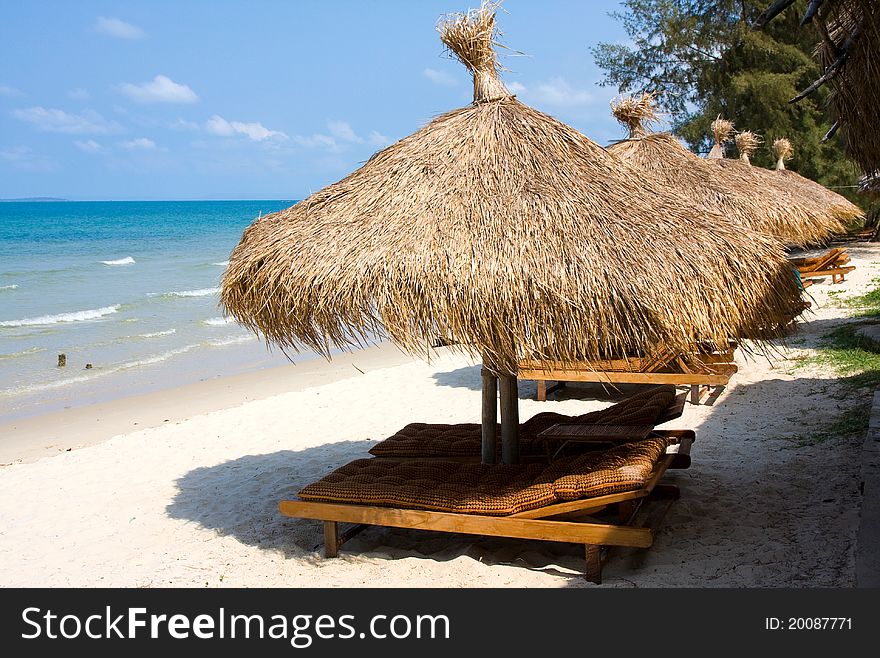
<box><xmin>481</xmin><ymin>368</ymin><xmax>498</xmax><ymax>464</ymax></box>
<box><xmin>499</xmin><ymin>375</ymin><xmax>520</xmax><ymax>464</ymax></box>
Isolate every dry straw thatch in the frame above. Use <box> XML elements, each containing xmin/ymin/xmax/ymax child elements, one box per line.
<box><xmin>221</xmin><ymin>2</ymin><xmax>803</xmax><ymax>376</ymax></box>
<box><xmin>773</xmin><ymin>137</ymin><xmax>793</xmax><ymax>170</ymax></box>
<box><xmin>769</xmin><ymin>136</ymin><xmax>864</xmax><ymax>227</ymax></box>
<box><xmin>609</xmin><ymin>92</ymin><xmax>661</xmax><ymax>139</ymax></box>
<box><xmin>705</xmin><ymin>119</ymin><xmax>853</xmax><ymax>245</ymax></box>
<box><xmin>755</xmin><ymin>0</ymin><xmax>880</xmax><ymax>185</ymax></box>
<box><xmin>817</xmin><ymin>1</ymin><xmax>880</xmax><ymax>181</ymax></box>
<box><xmin>610</xmin><ymin>97</ymin><xmax>853</xmax><ymax>246</ymax></box>
<box><xmin>708</xmin><ymin>117</ymin><xmax>734</xmax><ymax>159</ymax></box>
<box><xmin>735</xmin><ymin>131</ymin><xmax>763</xmax><ymax>164</ymax></box>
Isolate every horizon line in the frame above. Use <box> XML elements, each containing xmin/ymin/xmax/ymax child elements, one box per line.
<box><xmin>0</xmin><ymin>197</ymin><xmax>299</xmax><ymax>202</ymax></box>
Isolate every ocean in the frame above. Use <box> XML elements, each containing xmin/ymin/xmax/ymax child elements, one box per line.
<box><xmin>0</xmin><ymin>200</ymin><xmax>304</xmax><ymax>422</ymax></box>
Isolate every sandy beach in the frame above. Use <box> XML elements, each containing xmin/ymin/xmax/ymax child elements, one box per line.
<box><xmin>0</xmin><ymin>239</ymin><xmax>876</xmax><ymax>588</ymax></box>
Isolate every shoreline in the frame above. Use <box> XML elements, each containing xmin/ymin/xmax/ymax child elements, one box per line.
<box><xmin>0</xmin><ymin>340</ymin><xmax>415</xmax><ymax>465</ymax></box>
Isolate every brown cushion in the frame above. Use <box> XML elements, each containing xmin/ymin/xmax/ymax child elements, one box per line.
<box><xmin>549</xmin><ymin>437</ymin><xmax>668</xmax><ymax>501</ymax></box>
<box><xmin>299</xmin><ymin>437</ymin><xmax>669</xmax><ymax>516</ymax></box>
<box><xmin>368</xmin><ymin>384</ymin><xmax>676</xmax><ymax>457</ymax></box>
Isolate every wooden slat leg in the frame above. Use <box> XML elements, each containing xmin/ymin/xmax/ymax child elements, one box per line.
<box><xmin>537</xmin><ymin>380</ymin><xmax>547</xmax><ymax>402</ymax></box>
<box><xmin>324</xmin><ymin>521</ymin><xmax>339</xmax><ymax>558</ymax></box>
<box><xmin>585</xmin><ymin>544</ymin><xmax>602</xmax><ymax>584</ymax></box>
<box><xmin>690</xmin><ymin>385</ymin><xmax>700</xmax><ymax>405</ymax></box>
<box><xmin>618</xmin><ymin>499</ymin><xmax>635</xmax><ymax>524</ymax></box>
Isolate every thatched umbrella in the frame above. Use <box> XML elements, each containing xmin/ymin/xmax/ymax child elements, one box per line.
<box><xmin>769</xmin><ymin>137</ymin><xmax>864</xmax><ymax>228</ymax></box>
<box><xmin>609</xmin><ymin>95</ymin><xmax>851</xmax><ymax>247</ymax></box>
<box><xmin>754</xmin><ymin>0</ymin><xmax>880</xmax><ymax>181</ymax></box>
<box><xmin>704</xmin><ymin>126</ymin><xmax>850</xmax><ymax>245</ymax></box>
<box><xmin>222</xmin><ymin>3</ymin><xmax>802</xmax><ymax>464</ymax></box>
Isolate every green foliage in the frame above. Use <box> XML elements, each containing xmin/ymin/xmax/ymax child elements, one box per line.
<box><xmin>592</xmin><ymin>0</ymin><xmax>865</xmax><ymax>205</ymax></box>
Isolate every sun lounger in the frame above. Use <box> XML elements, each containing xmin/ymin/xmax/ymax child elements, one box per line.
<box><xmin>788</xmin><ymin>247</ymin><xmax>855</xmax><ymax>284</ymax></box>
<box><xmin>367</xmin><ymin>384</ymin><xmax>683</xmax><ymax>459</ymax></box>
<box><xmin>787</xmin><ymin>247</ymin><xmax>850</xmax><ymax>269</ymax></box>
<box><xmin>518</xmin><ymin>344</ymin><xmax>737</xmax><ymax>404</ymax></box>
<box><xmin>800</xmin><ymin>266</ymin><xmax>855</xmax><ymax>284</ymax></box>
<box><xmin>280</xmin><ymin>434</ymin><xmax>690</xmax><ymax>583</ymax></box>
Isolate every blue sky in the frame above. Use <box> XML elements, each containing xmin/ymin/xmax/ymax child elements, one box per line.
<box><xmin>0</xmin><ymin>1</ymin><xmax>633</xmax><ymax>200</ymax></box>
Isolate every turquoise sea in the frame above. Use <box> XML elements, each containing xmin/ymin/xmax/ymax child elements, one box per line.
<box><xmin>0</xmin><ymin>200</ymin><xmax>301</xmax><ymax>422</ymax></box>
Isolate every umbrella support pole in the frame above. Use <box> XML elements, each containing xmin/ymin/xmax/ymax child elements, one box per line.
<box><xmin>481</xmin><ymin>369</ymin><xmax>498</xmax><ymax>464</ymax></box>
<box><xmin>500</xmin><ymin>375</ymin><xmax>520</xmax><ymax>464</ymax></box>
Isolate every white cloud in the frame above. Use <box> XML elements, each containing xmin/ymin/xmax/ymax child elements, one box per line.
<box><xmin>68</xmin><ymin>88</ymin><xmax>91</xmax><ymax>101</ymax></box>
<box><xmin>0</xmin><ymin>85</ymin><xmax>23</xmax><ymax>98</ymax></box>
<box><xmin>0</xmin><ymin>146</ymin><xmax>57</xmax><ymax>171</ymax></box>
<box><xmin>327</xmin><ymin>120</ymin><xmax>362</xmax><ymax>143</ymax></box>
<box><xmin>292</xmin><ymin>133</ymin><xmax>339</xmax><ymax>150</ymax></box>
<box><xmin>74</xmin><ymin>139</ymin><xmax>106</xmax><ymax>154</ymax></box>
<box><xmin>423</xmin><ymin>68</ymin><xmax>458</xmax><ymax>87</ymax></box>
<box><xmin>205</xmin><ymin>115</ymin><xmax>287</xmax><ymax>142</ymax></box>
<box><xmin>531</xmin><ymin>77</ymin><xmax>593</xmax><ymax>107</ymax></box>
<box><xmin>367</xmin><ymin>130</ymin><xmax>391</xmax><ymax>147</ymax></box>
<box><xmin>11</xmin><ymin>106</ymin><xmax>121</xmax><ymax>134</ymax></box>
<box><xmin>507</xmin><ymin>81</ymin><xmax>526</xmax><ymax>94</ymax></box>
<box><xmin>169</xmin><ymin>118</ymin><xmax>199</xmax><ymax>131</ymax></box>
<box><xmin>119</xmin><ymin>137</ymin><xmax>156</xmax><ymax>150</ymax></box>
<box><xmin>117</xmin><ymin>75</ymin><xmax>198</xmax><ymax>104</ymax></box>
<box><xmin>292</xmin><ymin>122</ymin><xmax>389</xmax><ymax>151</ymax></box>
<box><xmin>94</xmin><ymin>17</ymin><xmax>144</xmax><ymax>40</ymax></box>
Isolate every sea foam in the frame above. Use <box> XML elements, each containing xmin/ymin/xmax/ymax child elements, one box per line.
<box><xmin>203</xmin><ymin>316</ymin><xmax>234</xmax><ymax>326</ymax></box>
<box><xmin>100</xmin><ymin>256</ymin><xmax>135</xmax><ymax>266</ymax></box>
<box><xmin>0</xmin><ymin>284</ymin><xmax>18</xmax><ymax>291</ymax></box>
<box><xmin>0</xmin><ymin>305</ymin><xmax>121</xmax><ymax>328</ymax></box>
<box><xmin>1</xmin><ymin>345</ymin><xmax>199</xmax><ymax>397</ymax></box>
<box><xmin>150</xmin><ymin>287</ymin><xmax>220</xmax><ymax>299</ymax></box>
<box><xmin>138</xmin><ymin>329</ymin><xmax>177</xmax><ymax>339</ymax></box>
<box><xmin>0</xmin><ymin>346</ymin><xmax>45</xmax><ymax>360</ymax></box>
<box><xmin>207</xmin><ymin>335</ymin><xmax>253</xmax><ymax>347</ymax></box>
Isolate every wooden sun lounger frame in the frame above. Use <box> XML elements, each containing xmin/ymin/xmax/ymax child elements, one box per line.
<box><xmin>279</xmin><ymin>436</ymin><xmax>692</xmax><ymax>583</ymax></box>
<box><xmin>789</xmin><ymin>248</ymin><xmax>854</xmax><ymax>284</ymax></box>
<box><xmin>518</xmin><ymin>346</ymin><xmax>737</xmax><ymax>404</ymax></box>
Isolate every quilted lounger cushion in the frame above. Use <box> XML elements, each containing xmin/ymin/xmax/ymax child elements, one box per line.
<box><xmin>367</xmin><ymin>384</ymin><xmax>676</xmax><ymax>457</ymax></box>
<box><xmin>299</xmin><ymin>437</ymin><xmax>669</xmax><ymax>516</ymax></box>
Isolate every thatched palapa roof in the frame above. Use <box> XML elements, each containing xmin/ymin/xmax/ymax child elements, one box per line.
<box><xmin>706</xmin><ymin>122</ymin><xmax>851</xmax><ymax>245</ymax></box>
<box><xmin>221</xmin><ymin>3</ymin><xmax>802</xmax><ymax>376</ymax></box>
<box><xmin>609</xmin><ymin>95</ymin><xmax>851</xmax><ymax>247</ymax></box>
<box><xmin>770</xmin><ymin>137</ymin><xmax>864</xmax><ymax>227</ymax></box>
<box><xmin>754</xmin><ymin>0</ymin><xmax>880</xmax><ymax>186</ymax></box>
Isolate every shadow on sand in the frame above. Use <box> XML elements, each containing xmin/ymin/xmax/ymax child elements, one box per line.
<box><xmin>166</xmin><ymin>357</ymin><xmax>868</xmax><ymax>586</ymax></box>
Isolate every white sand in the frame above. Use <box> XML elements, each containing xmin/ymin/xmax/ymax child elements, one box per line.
<box><xmin>0</xmin><ymin>241</ymin><xmax>876</xmax><ymax>588</ymax></box>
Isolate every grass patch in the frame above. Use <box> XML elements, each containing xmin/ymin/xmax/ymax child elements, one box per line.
<box><xmin>789</xmin><ymin>401</ymin><xmax>871</xmax><ymax>446</ymax></box>
<box><xmin>831</xmin><ymin>277</ymin><xmax>880</xmax><ymax>317</ymax></box>
<box><xmin>802</xmin><ymin>323</ymin><xmax>880</xmax><ymax>390</ymax></box>
<box><xmin>785</xmin><ymin>316</ymin><xmax>880</xmax><ymax>445</ymax></box>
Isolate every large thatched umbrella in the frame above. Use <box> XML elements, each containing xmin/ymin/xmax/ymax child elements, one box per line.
<box><xmin>222</xmin><ymin>3</ymin><xmax>802</xmax><ymax>464</ymax></box>
<box><xmin>769</xmin><ymin>137</ymin><xmax>864</xmax><ymax>229</ymax></box>
<box><xmin>703</xmin><ymin>126</ymin><xmax>850</xmax><ymax>245</ymax></box>
<box><xmin>755</xmin><ymin>0</ymin><xmax>880</xmax><ymax>181</ymax></box>
<box><xmin>609</xmin><ymin>95</ymin><xmax>851</xmax><ymax>246</ymax></box>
